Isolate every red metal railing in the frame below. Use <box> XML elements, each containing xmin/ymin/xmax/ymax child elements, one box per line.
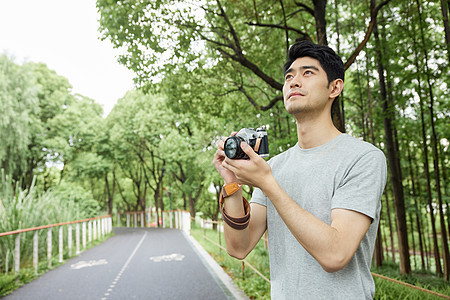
<box><xmin>0</xmin><ymin>215</ymin><xmax>112</xmax><ymax>275</ymax></box>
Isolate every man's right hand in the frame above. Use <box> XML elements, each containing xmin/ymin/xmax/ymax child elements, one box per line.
<box><xmin>213</xmin><ymin>134</ymin><xmax>239</xmax><ymax>184</ymax></box>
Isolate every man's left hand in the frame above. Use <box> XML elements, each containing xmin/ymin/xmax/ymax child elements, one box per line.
<box><xmin>221</xmin><ymin>142</ymin><xmax>272</xmax><ymax>188</ymax></box>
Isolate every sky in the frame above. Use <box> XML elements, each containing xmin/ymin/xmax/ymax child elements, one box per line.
<box><xmin>0</xmin><ymin>0</ymin><xmax>135</xmax><ymax>116</ymax></box>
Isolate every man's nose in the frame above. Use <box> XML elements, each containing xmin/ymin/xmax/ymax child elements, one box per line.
<box><xmin>290</xmin><ymin>75</ymin><xmax>302</xmax><ymax>88</ymax></box>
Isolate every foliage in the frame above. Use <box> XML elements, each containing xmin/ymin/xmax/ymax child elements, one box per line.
<box><xmin>0</xmin><ymin>170</ymin><xmax>101</xmax><ymax>273</ymax></box>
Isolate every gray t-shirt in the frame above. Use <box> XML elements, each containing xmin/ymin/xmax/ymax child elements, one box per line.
<box><xmin>251</xmin><ymin>134</ymin><xmax>387</xmax><ymax>300</ymax></box>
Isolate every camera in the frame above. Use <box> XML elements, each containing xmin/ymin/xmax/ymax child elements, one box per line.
<box><xmin>224</xmin><ymin>127</ymin><xmax>269</xmax><ymax>159</ymax></box>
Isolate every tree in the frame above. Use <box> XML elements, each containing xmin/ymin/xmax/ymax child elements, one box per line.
<box><xmin>97</xmin><ymin>0</ymin><xmax>392</xmax><ymax>132</ymax></box>
<box><xmin>0</xmin><ymin>55</ymin><xmax>38</xmax><ymax>182</ymax></box>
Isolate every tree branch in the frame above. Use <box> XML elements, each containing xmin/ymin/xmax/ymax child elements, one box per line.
<box><xmin>294</xmin><ymin>1</ymin><xmax>315</xmax><ymax>16</ymax></box>
<box><xmin>237</xmin><ymin>85</ymin><xmax>283</xmax><ymax>111</ymax></box>
<box><xmin>344</xmin><ymin>0</ymin><xmax>392</xmax><ymax>70</ymax></box>
<box><xmin>245</xmin><ymin>21</ymin><xmax>308</xmax><ymax>36</ymax></box>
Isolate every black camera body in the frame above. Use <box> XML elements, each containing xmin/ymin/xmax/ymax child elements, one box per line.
<box><xmin>224</xmin><ymin>127</ymin><xmax>269</xmax><ymax>159</ymax></box>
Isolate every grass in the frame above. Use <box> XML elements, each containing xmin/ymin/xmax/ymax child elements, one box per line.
<box><xmin>190</xmin><ymin>223</ymin><xmax>271</xmax><ymax>299</ymax></box>
<box><xmin>190</xmin><ymin>223</ymin><xmax>450</xmax><ymax>300</ymax></box>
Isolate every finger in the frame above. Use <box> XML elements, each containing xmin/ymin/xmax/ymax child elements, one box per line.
<box><xmin>218</xmin><ymin>139</ymin><xmax>225</xmax><ymax>150</ymax></box>
<box><xmin>240</xmin><ymin>142</ymin><xmax>258</xmax><ymax>160</ymax></box>
<box><xmin>222</xmin><ymin>158</ymin><xmax>238</xmax><ymax>173</ymax></box>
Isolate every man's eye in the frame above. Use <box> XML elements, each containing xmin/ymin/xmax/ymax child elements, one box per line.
<box><xmin>304</xmin><ymin>70</ymin><xmax>313</xmax><ymax>75</ymax></box>
<box><xmin>285</xmin><ymin>74</ymin><xmax>293</xmax><ymax>80</ymax></box>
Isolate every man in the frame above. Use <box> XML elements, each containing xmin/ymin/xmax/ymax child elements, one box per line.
<box><xmin>213</xmin><ymin>41</ymin><xmax>387</xmax><ymax>299</ymax></box>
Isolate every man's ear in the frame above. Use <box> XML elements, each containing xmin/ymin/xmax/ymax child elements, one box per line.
<box><xmin>329</xmin><ymin>79</ymin><xmax>344</xmax><ymax>100</ymax></box>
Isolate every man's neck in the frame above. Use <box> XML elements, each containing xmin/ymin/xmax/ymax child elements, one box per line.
<box><xmin>296</xmin><ymin>116</ymin><xmax>341</xmax><ymax>149</ymax></box>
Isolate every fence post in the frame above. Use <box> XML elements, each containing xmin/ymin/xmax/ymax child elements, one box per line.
<box><xmin>88</xmin><ymin>221</ymin><xmax>92</xmax><ymax>243</ymax></box>
<box><xmin>127</xmin><ymin>214</ymin><xmax>130</xmax><ymax>227</ymax></box>
<box><xmin>184</xmin><ymin>212</ymin><xmax>190</xmax><ymax>234</ymax></box>
<box><xmin>140</xmin><ymin>212</ymin><xmax>144</xmax><ymax>228</ymax></box>
<box><xmin>93</xmin><ymin>220</ymin><xmax>97</xmax><ymax>240</ymax></box>
<box><xmin>218</xmin><ymin>221</ymin><xmax>222</xmax><ymax>254</ymax></box>
<box><xmin>203</xmin><ymin>219</ymin><xmax>206</xmax><ymax>238</ymax></box>
<box><xmin>117</xmin><ymin>212</ymin><xmax>120</xmax><ymax>227</ymax></box>
<box><xmin>82</xmin><ymin>222</ymin><xmax>86</xmax><ymax>249</ymax></box>
<box><xmin>134</xmin><ymin>213</ymin><xmax>137</xmax><ymax>228</ymax></box>
<box><xmin>59</xmin><ymin>226</ymin><xmax>63</xmax><ymax>262</ymax></box>
<box><xmin>33</xmin><ymin>231</ymin><xmax>38</xmax><ymax>274</ymax></box>
<box><xmin>97</xmin><ymin>219</ymin><xmax>102</xmax><ymax>240</ymax></box>
<box><xmin>76</xmin><ymin>223</ymin><xmax>80</xmax><ymax>254</ymax></box>
<box><xmin>14</xmin><ymin>233</ymin><xmax>20</xmax><ymax>275</ymax></box>
<box><xmin>47</xmin><ymin>228</ymin><xmax>52</xmax><ymax>268</ymax></box>
<box><xmin>68</xmin><ymin>224</ymin><xmax>72</xmax><ymax>257</ymax></box>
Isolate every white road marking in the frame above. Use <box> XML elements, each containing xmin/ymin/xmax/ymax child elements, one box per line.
<box><xmin>149</xmin><ymin>253</ymin><xmax>185</xmax><ymax>262</ymax></box>
<box><xmin>101</xmin><ymin>231</ymin><xmax>147</xmax><ymax>300</ymax></box>
<box><xmin>70</xmin><ymin>259</ymin><xmax>108</xmax><ymax>270</ymax></box>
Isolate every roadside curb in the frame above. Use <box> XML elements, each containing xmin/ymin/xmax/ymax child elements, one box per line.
<box><xmin>183</xmin><ymin>232</ymin><xmax>249</xmax><ymax>300</ymax></box>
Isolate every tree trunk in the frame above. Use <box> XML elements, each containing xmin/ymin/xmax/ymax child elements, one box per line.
<box><xmin>414</xmin><ymin>0</ymin><xmax>450</xmax><ymax>281</ymax></box>
<box><xmin>416</xmin><ymin>0</ymin><xmax>450</xmax><ymax>280</ymax></box>
<box><xmin>407</xmin><ymin>144</ymin><xmax>426</xmax><ymax>270</ymax></box>
<box><xmin>383</xmin><ymin>186</ymin><xmax>396</xmax><ymax>262</ymax></box>
<box><xmin>313</xmin><ymin>0</ymin><xmax>328</xmax><ymax>45</ymax></box>
<box><xmin>440</xmin><ymin>0</ymin><xmax>450</xmax><ymax>61</ymax></box>
<box><xmin>373</xmin><ymin>5</ymin><xmax>410</xmax><ymax>274</ymax></box>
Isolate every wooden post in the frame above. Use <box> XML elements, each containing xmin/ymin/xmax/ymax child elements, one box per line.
<box><xmin>59</xmin><ymin>227</ymin><xmax>63</xmax><ymax>262</ymax></box>
<box><xmin>218</xmin><ymin>221</ymin><xmax>222</xmax><ymax>254</ymax></box>
<box><xmin>33</xmin><ymin>231</ymin><xmax>38</xmax><ymax>274</ymax></box>
<box><xmin>14</xmin><ymin>233</ymin><xmax>20</xmax><ymax>275</ymax></box>
<box><xmin>68</xmin><ymin>224</ymin><xmax>72</xmax><ymax>257</ymax></box>
<box><xmin>88</xmin><ymin>221</ymin><xmax>92</xmax><ymax>243</ymax></box>
<box><xmin>76</xmin><ymin>223</ymin><xmax>80</xmax><ymax>254</ymax></box>
<box><xmin>47</xmin><ymin>228</ymin><xmax>52</xmax><ymax>268</ymax></box>
<box><xmin>82</xmin><ymin>222</ymin><xmax>86</xmax><ymax>249</ymax></box>
<box><xmin>93</xmin><ymin>220</ymin><xmax>97</xmax><ymax>240</ymax></box>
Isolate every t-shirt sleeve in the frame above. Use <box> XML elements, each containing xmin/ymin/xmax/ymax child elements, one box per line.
<box><xmin>331</xmin><ymin>149</ymin><xmax>387</xmax><ymax>220</ymax></box>
<box><xmin>250</xmin><ymin>187</ymin><xmax>268</xmax><ymax>207</ymax></box>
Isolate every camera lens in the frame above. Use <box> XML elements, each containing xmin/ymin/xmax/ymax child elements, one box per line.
<box><xmin>224</xmin><ymin>137</ymin><xmax>239</xmax><ymax>159</ymax></box>
<box><xmin>224</xmin><ymin>136</ymin><xmax>248</xmax><ymax>159</ymax></box>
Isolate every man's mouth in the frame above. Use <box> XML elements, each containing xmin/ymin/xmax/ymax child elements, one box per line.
<box><xmin>287</xmin><ymin>90</ymin><xmax>306</xmax><ymax>99</ymax></box>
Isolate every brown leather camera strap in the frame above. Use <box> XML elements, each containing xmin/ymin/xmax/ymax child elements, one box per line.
<box><xmin>220</xmin><ymin>193</ymin><xmax>250</xmax><ymax>230</ymax></box>
<box><xmin>219</xmin><ymin>183</ymin><xmax>250</xmax><ymax>230</ymax></box>
<box><xmin>254</xmin><ymin>138</ymin><xmax>261</xmax><ymax>153</ymax></box>
<box><xmin>222</xmin><ymin>182</ymin><xmax>242</xmax><ymax>198</ymax></box>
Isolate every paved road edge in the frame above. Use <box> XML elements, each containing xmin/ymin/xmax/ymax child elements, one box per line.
<box><xmin>183</xmin><ymin>232</ymin><xmax>250</xmax><ymax>300</ymax></box>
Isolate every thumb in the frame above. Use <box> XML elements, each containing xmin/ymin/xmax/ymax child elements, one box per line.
<box><xmin>240</xmin><ymin>142</ymin><xmax>258</xmax><ymax>159</ymax></box>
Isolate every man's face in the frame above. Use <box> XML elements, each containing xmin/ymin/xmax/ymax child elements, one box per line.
<box><xmin>282</xmin><ymin>57</ymin><xmax>334</xmax><ymax>117</ymax></box>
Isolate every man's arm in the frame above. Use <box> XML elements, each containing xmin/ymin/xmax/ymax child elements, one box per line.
<box><xmin>213</xmin><ymin>137</ymin><xmax>267</xmax><ymax>260</ymax></box>
<box><xmin>223</xmin><ymin>142</ymin><xmax>371</xmax><ymax>272</ymax></box>
<box><xmin>261</xmin><ymin>176</ymin><xmax>371</xmax><ymax>272</ymax></box>
<box><xmin>222</xmin><ymin>190</ymin><xmax>267</xmax><ymax>259</ymax></box>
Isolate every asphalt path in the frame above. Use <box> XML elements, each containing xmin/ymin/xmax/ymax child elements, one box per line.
<box><xmin>4</xmin><ymin>228</ymin><xmax>248</xmax><ymax>300</ymax></box>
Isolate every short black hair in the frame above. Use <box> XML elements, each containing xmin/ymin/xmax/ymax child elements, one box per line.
<box><xmin>283</xmin><ymin>41</ymin><xmax>345</xmax><ymax>86</ymax></box>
